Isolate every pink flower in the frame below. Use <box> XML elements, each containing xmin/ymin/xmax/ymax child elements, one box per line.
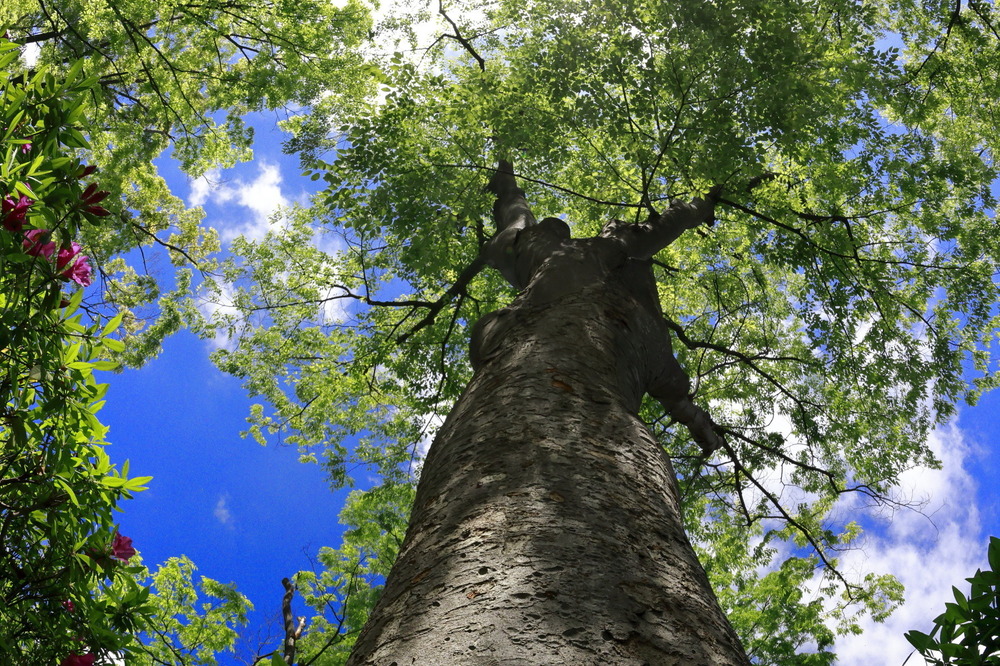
<box><xmin>55</xmin><ymin>242</ymin><xmax>82</xmax><ymax>271</ymax></box>
<box><xmin>23</xmin><ymin>228</ymin><xmax>55</xmax><ymax>259</ymax></box>
<box><xmin>111</xmin><ymin>533</ymin><xmax>135</xmax><ymax>563</ymax></box>
<box><xmin>20</xmin><ymin>142</ymin><xmax>30</xmax><ymax>154</ymax></box>
<box><xmin>22</xmin><ymin>232</ymin><xmax>93</xmax><ymax>286</ymax></box>
<box><xmin>55</xmin><ymin>242</ymin><xmax>92</xmax><ymax>286</ymax></box>
<box><xmin>60</xmin><ymin>654</ymin><xmax>95</xmax><ymax>666</ymax></box>
<box><xmin>62</xmin><ymin>254</ymin><xmax>92</xmax><ymax>287</ymax></box>
<box><xmin>2</xmin><ymin>194</ymin><xmax>31</xmax><ymax>232</ymax></box>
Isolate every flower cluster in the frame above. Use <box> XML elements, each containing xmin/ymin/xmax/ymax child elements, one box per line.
<box><xmin>1</xmin><ymin>193</ymin><xmax>30</xmax><ymax>232</ymax></box>
<box><xmin>23</xmin><ymin>229</ymin><xmax>93</xmax><ymax>287</ymax></box>
<box><xmin>1</xmin><ymin>165</ymin><xmax>109</xmax><ymax>288</ymax></box>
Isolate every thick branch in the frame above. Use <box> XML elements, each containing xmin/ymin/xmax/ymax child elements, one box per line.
<box><xmin>603</xmin><ymin>185</ymin><xmax>723</xmax><ymax>259</ymax></box>
<box><xmin>281</xmin><ymin>577</ymin><xmax>304</xmax><ymax>666</ymax></box>
<box><xmin>22</xmin><ymin>29</ymin><xmax>64</xmax><ymax>44</ymax></box>
<box><xmin>662</xmin><ymin>396</ymin><xmax>726</xmax><ymax>457</ymax></box>
<box><xmin>485</xmin><ymin>159</ymin><xmax>536</xmax><ymax>234</ymax></box>
<box><xmin>481</xmin><ymin>159</ymin><xmax>546</xmax><ymax>289</ymax></box>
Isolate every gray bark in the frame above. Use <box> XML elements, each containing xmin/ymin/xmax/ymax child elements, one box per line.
<box><xmin>346</xmin><ymin>163</ymin><xmax>747</xmax><ymax>665</ymax></box>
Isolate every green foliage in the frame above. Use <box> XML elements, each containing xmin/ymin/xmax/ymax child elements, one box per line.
<box><xmin>905</xmin><ymin>537</ymin><xmax>1000</xmax><ymax>665</ymax></box>
<box><xmin>0</xmin><ymin>36</ymin><xmax>153</xmax><ymax>663</ymax></box>
<box><xmin>291</xmin><ymin>482</ymin><xmax>414</xmax><ymax>665</ymax></box>
<box><xmin>688</xmin><ymin>494</ymin><xmax>905</xmax><ymax>665</ymax></box>
<box><xmin>200</xmin><ymin>0</ymin><xmax>1000</xmax><ymax>660</ymax></box>
<box><xmin>128</xmin><ymin>556</ymin><xmax>253</xmax><ymax>666</ymax></box>
<box><xmin>1</xmin><ymin>0</ymin><xmax>376</xmax><ymax>366</ymax></box>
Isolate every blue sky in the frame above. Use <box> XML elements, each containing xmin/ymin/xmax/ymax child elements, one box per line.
<box><xmin>95</xmin><ymin>117</ymin><xmax>359</xmax><ymax>661</ymax></box>
<box><xmin>99</xmin><ymin>327</ymin><xmax>355</xmax><ymax>660</ymax></box>
<box><xmin>90</xmin><ymin>111</ymin><xmax>1000</xmax><ymax>665</ymax></box>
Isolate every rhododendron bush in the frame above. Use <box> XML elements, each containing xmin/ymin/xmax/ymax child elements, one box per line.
<box><xmin>0</xmin><ymin>36</ymin><xmax>152</xmax><ymax>662</ymax></box>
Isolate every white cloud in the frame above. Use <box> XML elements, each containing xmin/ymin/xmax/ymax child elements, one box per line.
<box><xmin>188</xmin><ymin>162</ymin><xmax>291</xmax><ymax>242</ymax></box>
<box><xmin>833</xmin><ymin>420</ymin><xmax>986</xmax><ymax>666</ymax></box>
<box><xmin>214</xmin><ymin>494</ymin><xmax>234</xmax><ymax>527</ymax></box>
<box><xmin>21</xmin><ymin>42</ymin><xmax>40</xmax><ymax>67</ymax></box>
<box><xmin>318</xmin><ymin>284</ymin><xmax>352</xmax><ymax>325</ymax></box>
<box><xmin>188</xmin><ymin>169</ymin><xmax>217</xmax><ymax>207</ymax></box>
<box><xmin>416</xmin><ymin>411</ymin><xmax>445</xmax><ymax>461</ymax></box>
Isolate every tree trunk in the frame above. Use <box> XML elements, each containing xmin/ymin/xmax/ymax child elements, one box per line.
<box><xmin>346</xmin><ymin>164</ymin><xmax>749</xmax><ymax>665</ymax></box>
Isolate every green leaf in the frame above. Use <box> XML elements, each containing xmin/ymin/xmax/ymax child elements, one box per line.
<box><xmin>101</xmin><ymin>312</ymin><xmax>125</xmax><ymax>337</ymax></box>
<box><xmin>904</xmin><ymin>629</ymin><xmax>935</xmax><ymax>653</ymax></box>
<box><xmin>13</xmin><ymin>181</ymin><xmax>33</xmax><ymax>197</ymax></box>
<box><xmin>123</xmin><ymin>476</ymin><xmax>153</xmax><ymax>491</ymax></box>
<box><xmin>63</xmin><ymin>286</ymin><xmax>85</xmax><ymax>316</ymax></box>
<box><xmin>63</xmin><ymin>58</ymin><xmax>85</xmax><ymax>85</ymax></box>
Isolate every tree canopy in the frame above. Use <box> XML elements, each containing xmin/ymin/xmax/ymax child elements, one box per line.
<box><xmin>1</xmin><ymin>0</ymin><xmax>374</xmax><ymax>364</ymax></box>
<box><xmin>4</xmin><ymin>0</ymin><xmax>1000</xmax><ymax>663</ymax></box>
<box><xmin>208</xmin><ymin>0</ymin><xmax>1000</xmax><ymax>661</ymax></box>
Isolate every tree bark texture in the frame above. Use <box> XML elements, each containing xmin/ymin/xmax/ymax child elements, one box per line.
<box><xmin>346</xmin><ymin>163</ymin><xmax>748</xmax><ymax>665</ymax></box>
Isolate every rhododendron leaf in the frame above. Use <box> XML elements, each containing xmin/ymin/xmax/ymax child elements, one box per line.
<box><xmin>100</xmin><ymin>312</ymin><xmax>124</xmax><ymax>337</ymax></box>
<box><xmin>122</xmin><ymin>476</ymin><xmax>152</xmax><ymax>491</ymax></box>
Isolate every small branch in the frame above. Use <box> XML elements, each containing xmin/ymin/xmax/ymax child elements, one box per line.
<box><xmin>244</xmin><ymin>287</ymin><xmax>429</xmax><ymax>313</ymax></box>
<box><xmin>718</xmin><ymin>197</ymin><xmax>960</xmax><ymax>271</ymax></box>
<box><xmin>130</xmin><ymin>220</ymin><xmax>203</xmax><ymax>268</ymax></box>
<box><xmin>397</xmin><ymin>256</ymin><xmax>486</xmax><ymax>343</ymax></box>
<box><xmin>434</xmin><ymin>162</ymin><xmax>645</xmax><ymax>209</ymax></box>
<box><xmin>719</xmin><ymin>438</ymin><xmax>860</xmax><ymax>600</ymax></box>
<box><xmin>905</xmin><ymin>0</ymin><xmax>964</xmax><ymax>82</ymax></box>
<box><xmin>439</xmin><ymin>2</ymin><xmax>485</xmax><ymax>71</ymax></box>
